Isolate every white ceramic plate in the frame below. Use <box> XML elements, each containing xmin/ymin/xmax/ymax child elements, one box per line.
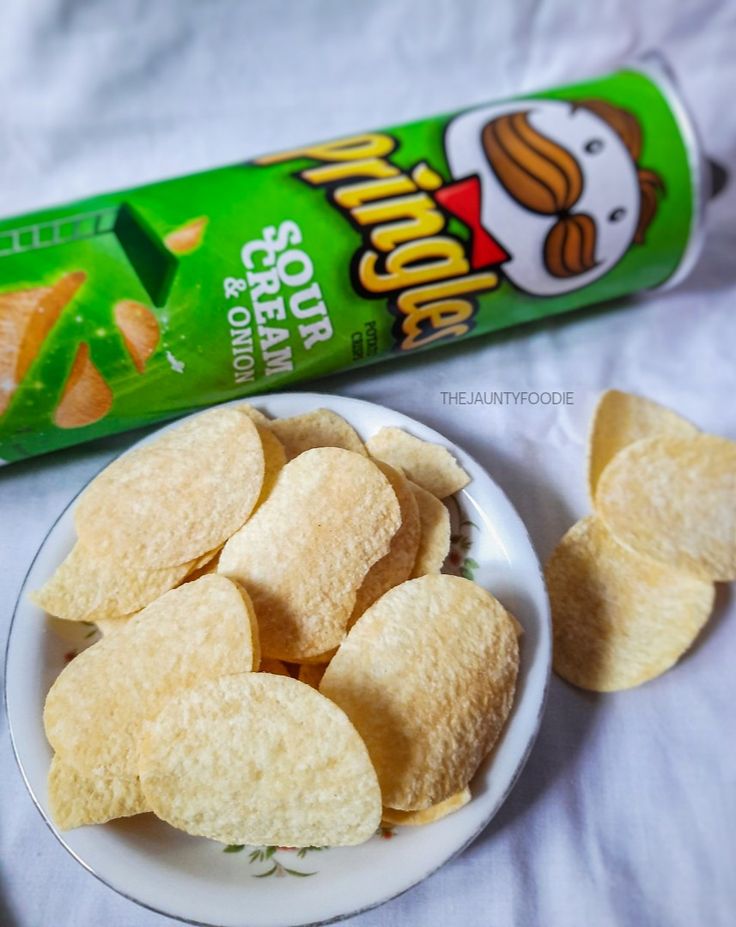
<box><xmin>5</xmin><ymin>392</ymin><xmax>550</xmax><ymax>927</ymax></box>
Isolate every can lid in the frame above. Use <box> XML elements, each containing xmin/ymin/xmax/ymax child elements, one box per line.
<box><xmin>707</xmin><ymin>158</ymin><xmax>728</xmax><ymax>199</ymax></box>
<box><xmin>629</xmin><ymin>51</ymin><xmax>710</xmax><ymax>291</ymax></box>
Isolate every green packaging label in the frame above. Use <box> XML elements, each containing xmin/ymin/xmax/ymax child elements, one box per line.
<box><xmin>0</xmin><ymin>65</ymin><xmax>701</xmax><ymax>463</ymax></box>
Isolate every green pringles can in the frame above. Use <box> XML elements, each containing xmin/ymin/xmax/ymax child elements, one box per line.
<box><xmin>0</xmin><ymin>57</ymin><xmax>709</xmax><ymax>463</ymax></box>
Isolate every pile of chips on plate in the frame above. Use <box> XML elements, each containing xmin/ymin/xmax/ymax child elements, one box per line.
<box><xmin>34</xmin><ymin>404</ymin><xmax>521</xmax><ymax>846</ymax></box>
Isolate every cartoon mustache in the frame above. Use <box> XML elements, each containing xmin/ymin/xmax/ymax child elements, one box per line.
<box><xmin>482</xmin><ymin>111</ymin><xmax>598</xmax><ymax>278</ymax></box>
<box><xmin>543</xmin><ymin>213</ymin><xmax>597</xmax><ymax>278</ymax></box>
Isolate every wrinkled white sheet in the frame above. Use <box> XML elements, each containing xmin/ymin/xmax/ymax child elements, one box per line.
<box><xmin>1</xmin><ymin>1</ymin><xmax>735</xmax><ymax>925</ymax></box>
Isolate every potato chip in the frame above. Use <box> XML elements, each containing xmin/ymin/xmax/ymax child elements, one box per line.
<box><xmin>31</xmin><ymin>544</ymin><xmax>213</xmax><ymax>622</ymax></box>
<box><xmin>366</xmin><ymin>426</ymin><xmax>469</xmax><ymax>498</ymax></box>
<box><xmin>164</xmin><ymin>217</ymin><xmax>208</xmax><ymax>254</ymax></box>
<box><xmin>95</xmin><ymin>616</ymin><xmax>133</xmax><ymax>636</ymax></box>
<box><xmin>349</xmin><ymin>462</ymin><xmax>420</xmax><ymax>624</ymax></box>
<box><xmin>587</xmin><ymin>389</ymin><xmax>697</xmax><ymax>498</ymax></box>
<box><xmin>48</xmin><ymin>755</ymin><xmax>148</xmax><ymax>830</ymax></box>
<box><xmin>595</xmin><ymin>434</ymin><xmax>736</xmax><ymax>581</ymax></box>
<box><xmin>546</xmin><ymin>516</ymin><xmax>714</xmax><ymax>691</ymax></box>
<box><xmin>320</xmin><ymin>574</ymin><xmax>519</xmax><ymax>810</ymax></box>
<box><xmin>54</xmin><ymin>343</ymin><xmax>113</xmax><ymax>429</ymax></box>
<box><xmin>408</xmin><ymin>481</ymin><xmax>451</xmax><ymax>576</ymax></box>
<box><xmin>232</xmin><ymin>412</ymin><xmax>285</xmax><ymax>507</ymax></box>
<box><xmin>270</xmin><ymin>408</ymin><xmax>367</xmax><ymax>460</ymax></box>
<box><xmin>255</xmin><ymin>423</ymin><xmax>286</xmax><ymax>504</ymax></box>
<box><xmin>218</xmin><ymin>447</ymin><xmax>401</xmax><ymax>660</ymax></box>
<box><xmin>259</xmin><ymin>658</ymin><xmax>292</xmax><ymax>677</ymax></box>
<box><xmin>382</xmin><ymin>787</ymin><xmax>471</xmax><ymax>827</ymax></box>
<box><xmin>234</xmin><ymin>402</ymin><xmax>271</xmax><ymax>426</ymax></box>
<box><xmin>44</xmin><ymin>615</ymin><xmax>98</xmax><ymax>645</ymax></box>
<box><xmin>298</xmin><ymin>648</ymin><xmax>337</xmax><ymax>665</ymax></box>
<box><xmin>75</xmin><ymin>408</ymin><xmax>264</xmax><ymax>567</ymax></box>
<box><xmin>138</xmin><ymin>674</ymin><xmax>381</xmax><ymax>847</ymax></box>
<box><xmin>113</xmin><ymin>300</ymin><xmax>160</xmax><ymax>373</ymax></box>
<box><xmin>298</xmin><ymin>662</ymin><xmax>327</xmax><ymax>688</ymax></box>
<box><xmin>509</xmin><ymin>613</ymin><xmax>525</xmax><ymax>638</ymax></box>
<box><xmin>44</xmin><ymin>575</ymin><xmax>259</xmax><ymax>778</ymax></box>
<box><xmin>180</xmin><ymin>548</ymin><xmax>222</xmax><ymax>583</ymax></box>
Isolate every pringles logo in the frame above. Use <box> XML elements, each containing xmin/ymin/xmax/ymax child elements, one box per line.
<box><xmin>257</xmin><ymin>97</ymin><xmax>662</xmax><ymax>349</ymax></box>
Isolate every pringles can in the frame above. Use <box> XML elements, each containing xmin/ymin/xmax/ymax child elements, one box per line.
<box><xmin>0</xmin><ymin>57</ymin><xmax>709</xmax><ymax>462</ymax></box>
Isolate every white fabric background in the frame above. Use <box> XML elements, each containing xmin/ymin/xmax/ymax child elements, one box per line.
<box><xmin>1</xmin><ymin>1</ymin><xmax>735</xmax><ymax>925</ymax></box>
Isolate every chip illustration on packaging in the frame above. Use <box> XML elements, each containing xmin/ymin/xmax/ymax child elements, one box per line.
<box><xmin>53</xmin><ymin>342</ymin><xmax>113</xmax><ymax>428</ymax></box>
<box><xmin>0</xmin><ymin>273</ymin><xmax>87</xmax><ymax>418</ymax></box>
<box><xmin>0</xmin><ymin>63</ymin><xmax>706</xmax><ymax>464</ymax></box>
<box><xmin>113</xmin><ymin>300</ymin><xmax>160</xmax><ymax>373</ymax></box>
<box><xmin>164</xmin><ymin>216</ymin><xmax>208</xmax><ymax>255</ymax></box>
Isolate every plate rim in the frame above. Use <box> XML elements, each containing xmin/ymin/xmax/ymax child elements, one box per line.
<box><xmin>4</xmin><ymin>390</ymin><xmax>551</xmax><ymax>927</ymax></box>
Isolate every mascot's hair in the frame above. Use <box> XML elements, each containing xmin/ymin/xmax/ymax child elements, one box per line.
<box><xmin>481</xmin><ymin>102</ymin><xmax>664</xmax><ymax>277</ymax></box>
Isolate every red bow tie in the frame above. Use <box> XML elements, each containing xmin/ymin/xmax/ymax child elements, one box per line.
<box><xmin>435</xmin><ymin>175</ymin><xmax>510</xmax><ymax>270</ymax></box>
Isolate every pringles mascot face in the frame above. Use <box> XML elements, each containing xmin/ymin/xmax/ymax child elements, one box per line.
<box><xmin>443</xmin><ymin>98</ymin><xmax>663</xmax><ymax>296</ymax></box>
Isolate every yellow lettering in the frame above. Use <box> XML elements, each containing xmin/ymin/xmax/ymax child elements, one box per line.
<box><xmin>411</xmin><ymin>161</ymin><xmax>444</xmax><ymax>191</ymax></box>
<box><xmin>333</xmin><ymin>175</ymin><xmax>416</xmax><ymax>209</ymax></box>
<box><xmin>401</xmin><ymin>300</ymin><xmax>473</xmax><ymax>350</ymax></box>
<box><xmin>255</xmin><ymin>133</ymin><xmax>395</xmax><ymax>165</ymax></box>
<box><xmin>302</xmin><ymin>158</ymin><xmax>398</xmax><ymax>186</ymax></box>
<box><xmin>396</xmin><ymin>272</ymin><xmax>499</xmax><ymax>312</ymax></box>
<box><xmin>358</xmin><ymin>194</ymin><xmax>446</xmax><ymax>251</ymax></box>
<box><xmin>359</xmin><ymin>238</ymin><xmax>469</xmax><ymax>293</ymax></box>
<box><xmin>255</xmin><ymin>131</ymin><xmax>498</xmax><ymax>355</ymax></box>
<box><xmin>402</xmin><ymin>322</ymin><xmax>470</xmax><ymax>350</ymax></box>
<box><xmin>396</xmin><ymin>272</ymin><xmax>499</xmax><ymax>350</ymax></box>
